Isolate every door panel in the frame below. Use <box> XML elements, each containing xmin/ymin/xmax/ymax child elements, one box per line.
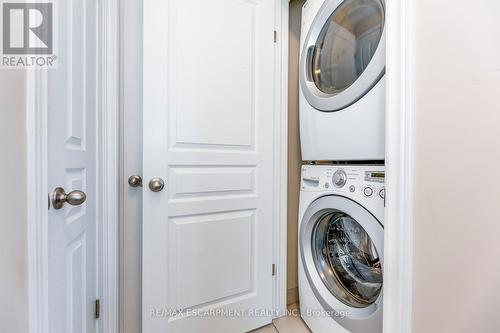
<box><xmin>169</xmin><ymin>210</ymin><xmax>254</xmax><ymax>310</ymax></box>
<box><xmin>168</xmin><ymin>166</ymin><xmax>255</xmax><ymax>199</ymax></box>
<box><xmin>172</xmin><ymin>0</ymin><xmax>257</xmax><ymax>149</ymax></box>
<box><xmin>48</xmin><ymin>0</ymin><xmax>98</xmax><ymax>332</ymax></box>
<box><xmin>143</xmin><ymin>0</ymin><xmax>276</xmax><ymax>332</ymax></box>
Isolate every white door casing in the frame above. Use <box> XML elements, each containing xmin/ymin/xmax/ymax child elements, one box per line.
<box><xmin>47</xmin><ymin>0</ymin><xmax>99</xmax><ymax>332</ymax></box>
<box><xmin>142</xmin><ymin>0</ymin><xmax>278</xmax><ymax>332</ymax></box>
<box><xmin>383</xmin><ymin>0</ymin><xmax>414</xmax><ymax>331</ymax></box>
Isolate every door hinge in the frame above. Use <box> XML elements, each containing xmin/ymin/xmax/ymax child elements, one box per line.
<box><xmin>273</xmin><ymin>30</ymin><xmax>277</xmax><ymax>43</ymax></box>
<box><xmin>272</xmin><ymin>264</ymin><xmax>276</xmax><ymax>276</ymax></box>
<box><xmin>95</xmin><ymin>299</ymin><xmax>100</xmax><ymax>319</ymax></box>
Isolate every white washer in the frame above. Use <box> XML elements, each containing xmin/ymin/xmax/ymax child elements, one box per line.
<box><xmin>299</xmin><ymin>0</ymin><xmax>386</xmax><ymax>161</ymax></box>
<box><xmin>298</xmin><ymin>164</ymin><xmax>384</xmax><ymax>333</ymax></box>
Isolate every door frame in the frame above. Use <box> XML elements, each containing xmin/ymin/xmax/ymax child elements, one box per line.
<box><xmin>384</xmin><ymin>0</ymin><xmax>414</xmax><ymax>332</ymax></box>
<box><xmin>26</xmin><ymin>0</ymin><xmax>120</xmax><ymax>332</ymax></box>
<box><xmin>274</xmin><ymin>0</ymin><xmax>289</xmax><ymax>315</ymax></box>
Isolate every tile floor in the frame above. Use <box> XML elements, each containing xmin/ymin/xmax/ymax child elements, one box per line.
<box><xmin>251</xmin><ymin>304</ymin><xmax>311</xmax><ymax>333</ymax></box>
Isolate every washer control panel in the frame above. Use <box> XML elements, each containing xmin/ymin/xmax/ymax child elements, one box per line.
<box><xmin>301</xmin><ymin>165</ymin><xmax>385</xmax><ymax>204</ymax></box>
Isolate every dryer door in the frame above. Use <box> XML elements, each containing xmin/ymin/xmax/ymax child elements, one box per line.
<box><xmin>300</xmin><ymin>0</ymin><xmax>385</xmax><ymax>111</ymax></box>
<box><xmin>300</xmin><ymin>195</ymin><xmax>383</xmax><ymax>332</ymax></box>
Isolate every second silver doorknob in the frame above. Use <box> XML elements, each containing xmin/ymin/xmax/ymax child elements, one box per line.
<box><xmin>148</xmin><ymin>177</ymin><xmax>165</xmax><ymax>192</ymax></box>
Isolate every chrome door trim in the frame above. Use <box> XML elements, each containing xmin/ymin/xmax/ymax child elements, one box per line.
<box><xmin>300</xmin><ymin>195</ymin><xmax>384</xmax><ymax>332</ymax></box>
<box><xmin>300</xmin><ymin>0</ymin><xmax>386</xmax><ymax>112</ymax></box>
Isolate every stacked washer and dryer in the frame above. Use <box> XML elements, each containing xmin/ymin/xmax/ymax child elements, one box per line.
<box><xmin>297</xmin><ymin>0</ymin><xmax>386</xmax><ymax>332</ymax></box>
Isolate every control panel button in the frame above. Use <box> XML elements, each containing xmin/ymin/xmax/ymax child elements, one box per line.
<box><xmin>349</xmin><ymin>185</ymin><xmax>355</xmax><ymax>192</ymax></box>
<box><xmin>332</xmin><ymin>170</ymin><xmax>347</xmax><ymax>188</ymax></box>
<box><xmin>363</xmin><ymin>187</ymin><xmax>373</xmax><ymax>197</ymax></box>
<box><xmin>379</xmin><ymin>189</ymin><xmax>385</xmax><ymax>199</ymax></box>
<box><xmin>324</xmin><ymin>182</ymin><xmax>330</xmax><ymax>189</ymax></box>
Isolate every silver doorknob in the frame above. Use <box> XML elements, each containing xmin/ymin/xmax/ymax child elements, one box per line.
<box><xmin>51</xmin><ymin>187</ymin><xmax>87</xmax><ymax>210</ymax></box>
<box><xmin>148</xmin><ymin>177</ymin><xmax>165</xmax><ymax>192</ymax></box>
<box><xmin>128</xmin><ymin>175</ymin><xmax>143</xmax><ymax>188</ymax></box>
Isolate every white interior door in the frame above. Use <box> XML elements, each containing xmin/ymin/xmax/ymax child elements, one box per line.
<box><xmin>142</xmin><ymin>0</ymin><xmax>277</xmax><ymax>332</ymax></box>
<box><xmin>47</xmin><ymin>0</ymin><xmax>99</xmax><ymax>332</ymax></box>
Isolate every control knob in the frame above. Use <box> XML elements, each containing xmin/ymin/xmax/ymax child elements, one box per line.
<box><xmin>332</xmin><ymin>170</ymin><xmax>347</xmax><ymax>188</ymax></box>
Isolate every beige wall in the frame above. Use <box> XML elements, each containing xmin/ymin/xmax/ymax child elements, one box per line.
<box><xmin>411</xmin><ymin>1</ymin><xmax>500</xmax><ymax>332</ymax></box>
<box><xmin>0</xmin><ymin>70</ymin><xmax>29</xmax><ymax>333</ymax></box>
<box><xmin>287</xmin><ymin>0</ymin><xmax>304</xmax><ymax>305</ymax></box>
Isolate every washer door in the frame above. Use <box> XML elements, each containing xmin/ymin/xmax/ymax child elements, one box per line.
<box><xmin>300</xmin><ymin>195</ymin><xmax>383</xmax><ymax>331</ymax></box>
<box><xmin>300</xmin><ymin>0</ymin><xmax>385</xmax><ymax>111</ymax></box>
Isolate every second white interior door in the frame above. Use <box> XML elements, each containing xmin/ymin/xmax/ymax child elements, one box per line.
<box><xmin>47</xmin><ymin>0</ymin><xmax>99</xmax><ymax>332</ymax></box>
<box><xmin>142</xmin><ymin>0</ymin><xmax>278</xmax><ymax>332</ymax></box>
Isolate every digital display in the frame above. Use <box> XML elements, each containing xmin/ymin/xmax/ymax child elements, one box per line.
<box><xmin>365</xmin><ymin>171</ymin><xmax>385</xmax><ymax>183</ymax></box>
<box><xmin>370</xmin><ymin>172</ymin><xmax>385</xmax><ymax>178</ymax></box>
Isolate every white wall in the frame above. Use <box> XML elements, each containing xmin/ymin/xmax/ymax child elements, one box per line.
<box><xmin>411</xmin><ymin>0</ymin><xmax>500</xmax><ymax>331</ymax></box>
<box><xmin>0</xmin><ymin>70</ymin><xmax>29</xmax><ymax>333</ymax></box>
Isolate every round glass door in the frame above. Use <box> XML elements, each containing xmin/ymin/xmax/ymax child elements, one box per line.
<box><xmin>300</xmin><ymin>0</ymin><xmax>386</xmax><ymax>111</ymax></box>
<box><xmin>311</xmin><ymin>0</ymin><xmax>384</xmax><ymax>95</ymax></box>
<box><xmin>312</xmin><ymin>210</ymin><xmax>382</xmax><ymax>308</ymax></box>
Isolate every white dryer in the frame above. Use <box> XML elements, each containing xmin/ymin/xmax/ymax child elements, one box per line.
<box><xmin>298</xmin><ymin>164</ymin><xmax>384</xmax><ymax>333</ymax></box>
<box><xmin>299</xmin><ymin>0</ymin><xmax>386</xmax><ymax>161</ymax></box>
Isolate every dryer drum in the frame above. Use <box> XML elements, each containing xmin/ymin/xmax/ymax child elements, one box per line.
<box><xmin>312</xmin><ymin>210</ymin><xmax>382</xmax><ymax>308</ymax></box>
<box><xmin>300</xmin><ymin>0</ymin><xmax>386</xmax><ymax>112</ymax></box>
<box><xmin>310</xmin><ymin>0</ymin><xmax>385</xmax><ymax>96</ymax></box>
